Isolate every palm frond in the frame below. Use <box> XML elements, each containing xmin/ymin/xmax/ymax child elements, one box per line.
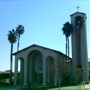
<box><xmin>62</xmin><ymin>22</ymin><xmax>73</xmax><ymax>38</ymax></box>
<box><xmin>7</xmin><ymin>29</ymin><xmax>17</xmax><ymax>43</ymax></box>
<box><xmin>16</xmin><ymin>25</ymin><xmax>25</xmax><ymax>35</ymax></box>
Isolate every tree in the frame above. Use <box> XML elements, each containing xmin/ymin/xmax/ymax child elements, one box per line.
<box><xmin>0</xmin><ymin>72</ymin><xmax>10</xmax><ymax>84</ymax></box>
<box><xmin>62</xmin><ymin>22</ymin><xmax>73</xmax><ymax>61</ymax></box>
<box><xmin>74</xmin><ymin>65</ymin><xmax>85</xmax><ymax>84</ymax></box>
<box><xmin>7</xmin><ymin>29</ymin><xmax>17</xmax><ymax>84</ymax></box>
<box><xmin>16</xmin><ymin>25</ymin><xmax>25</xmax><ymax>51</ymax></box>
<box><xmin>5</xmin><ymin>70</ymin><xmax>11</xmax><ymax>72</ymax></box>
<box><xmin>50</xmin><ymin>56</ymin><xmax>70</xmax><ymax>90</ymax></box>
<box><xmin>0</xmin><ymin>73</ymin><xmax>10</xmax><ymax>80</ymax></box>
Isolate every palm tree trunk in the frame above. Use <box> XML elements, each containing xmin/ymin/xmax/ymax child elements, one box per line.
<box><xmin>58</xmin><ymin>74</ymin><xmax>61</xmax><ymax>90</ymax></box>
<box><xmin>66</xmin><ymin>37</ymin><xmax>68</xmax><ymax>61</ymax></box>
<box><xmin>68</xmin><ymin>38</ymin><xmax>69</xmax><ymax>60</ymax></box>
<box><xmin>17</xmin><ymin>40</ymin><xmax>19</xmax><ymax>51</ymax></box>
<box><xmin>10</xmin><ymin>43</ymin><xmax>13</xmax><ymax>84</ymax></box>
<box><xmin>17</xmin><ymin>34</ymin><xmax>20</xmax><ymax>51</ymax></box>
<box><xmin>59</xmin><ymin>79</ymin><xmax>60</xmax><ymax>90</ymax></box>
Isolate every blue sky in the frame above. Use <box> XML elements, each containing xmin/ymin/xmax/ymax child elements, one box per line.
<box><xmin>0</xmin><ymin>0</ymin><xmax>90</xmax><ymax>71</ymax></box>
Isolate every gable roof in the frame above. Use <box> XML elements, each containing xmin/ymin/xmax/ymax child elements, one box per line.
<box><xmin>13</xmin><ymin>44</ymin><xmax>72</xmax><ymax>60</ymax></box>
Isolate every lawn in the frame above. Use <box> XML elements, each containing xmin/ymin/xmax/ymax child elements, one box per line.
<box><xmin>0</xmin><ymin>84</ymin><xmax>89</xmax><ymax>90</ymax></box>
<box><xmin>0</xmin><ymin>85</ymin><xmax>13</xmax><ymax>87</ymax></box>
<box><xmin>19</xmin><ymin>85</ymin><xmax>89</xmax><ymax>90</ymax></box>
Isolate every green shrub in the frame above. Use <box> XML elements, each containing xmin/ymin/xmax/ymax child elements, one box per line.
<box><xmin>0</xmin><ymin>73</ymin><xmax>10</xmax><ymax>80</ymax></box>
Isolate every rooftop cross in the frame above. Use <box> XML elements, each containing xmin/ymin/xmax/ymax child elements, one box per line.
<box><xmin>77</xmin><ymin>6</ymin><xmax>80</xmax><ymax>12</ymax></box>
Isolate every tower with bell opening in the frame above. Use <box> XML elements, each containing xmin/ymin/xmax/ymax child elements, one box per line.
<box><xmin>70</xmin><ymin>10</ymin><xmax>89</xmax><ymax>81</ymax></box>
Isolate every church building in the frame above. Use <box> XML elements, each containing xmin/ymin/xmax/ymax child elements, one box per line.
<box><xmin>13</xmin><ymin>44</ymin><xmax>72</xmax><ymax>86</ymax></box>
<box><xmin>13</xmin><ymin>11</ymin><xmax>89</xmax><ymax>86</ymax></box>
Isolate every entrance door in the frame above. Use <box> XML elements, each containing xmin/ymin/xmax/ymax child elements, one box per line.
<box><xmin>39</xmin><ymin>74</ymin><xmax>43</xmax><ymax>83</ymax></box>
<box><xmin>34</xmin><ymin>73</ymin><xmax>43</xmax><ymax>84</ymax></box>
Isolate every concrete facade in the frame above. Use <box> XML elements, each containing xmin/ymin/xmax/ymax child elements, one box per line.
<box><xmin>13</xmin><ymin>44</ymin><xmax>71</xmax><ymax>85</ymax></box>
<box><xmin>70</xmin><ymin>12</ymin><xmax>89</xmax><ymax>81</ymax></box>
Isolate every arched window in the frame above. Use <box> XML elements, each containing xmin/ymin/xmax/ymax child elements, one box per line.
<box><xmin>34</xmin><ymin>53</ymin><xmax>43</xmax><ymax>73</ymax></box>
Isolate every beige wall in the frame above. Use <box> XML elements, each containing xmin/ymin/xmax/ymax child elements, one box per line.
<box><xmin>14</xmin><ymin>46</ymin><xmax>58</xmax><ymax>85</ymax></box>
<box><xmin>14</xmin><ymin>45</ymin><xmax>72</xmax><ymax>85</ymax></box>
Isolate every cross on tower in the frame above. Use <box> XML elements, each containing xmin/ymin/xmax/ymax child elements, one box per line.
<box><xmin>77</xmin><ymin>6</ymin><xmax>80</xmax><ymax>12</ymax></box>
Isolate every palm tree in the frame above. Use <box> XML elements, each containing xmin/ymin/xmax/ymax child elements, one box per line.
<box><xmin>7</xmin><ymin>29</ymin><xmax>17</xmax><ymax>84</ymax></box>
<box><xmin>16</xmin><ymin>25</ymin><xmax>25</xmax><ymax>51</ymax></box>
<box><xmin>62</xmin><ymin>22</ymin><xmax>73</xmax><ymax>61</ymax></box>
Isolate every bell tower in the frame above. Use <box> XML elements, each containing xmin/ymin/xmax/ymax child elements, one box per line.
<box><xmin>70</xmin><ymin>12</ymin><xmax>89</xmax><ymax>81</ymax></box>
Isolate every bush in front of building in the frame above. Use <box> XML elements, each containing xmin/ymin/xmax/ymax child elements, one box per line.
<box><xmin>0</xmin><ymin>72</ymin><xmax>10</xmax><ymax>85</ymax></box>
<box><xmin>74</xmin><ymin>65</ymin><xmax>85</xmax><ymax>84</ymax></box>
